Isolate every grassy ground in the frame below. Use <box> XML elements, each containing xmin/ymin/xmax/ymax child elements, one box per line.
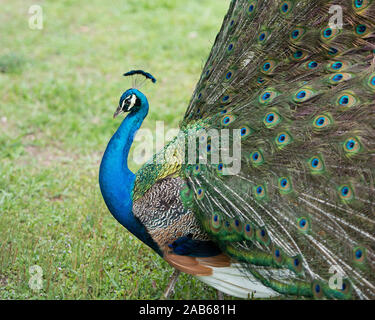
<box><xmin>0</xmin><ymin>0</ymin><xmax>230</xmax><ymax>299</ymax></box>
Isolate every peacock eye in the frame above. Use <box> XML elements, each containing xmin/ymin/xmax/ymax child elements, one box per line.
<box><xmin>125</xmin><ymin>96</ymin><xmax>132</xmax><ymax>105</ymax></box>
<box><xmin>122</xmin><ymin>94</ymin><xmax>137</xmax><ymax>111</ymax></box>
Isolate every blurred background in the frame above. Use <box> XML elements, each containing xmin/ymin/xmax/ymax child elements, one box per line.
<box><xmin>0</xmin><ymin>0</ymin><xmax>229</xmax><ymax>299</ymax></box>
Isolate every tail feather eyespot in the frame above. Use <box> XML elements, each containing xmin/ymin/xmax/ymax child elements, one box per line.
<box><xmin>338</xmin><ymin>184</ymin><xmax>355</xmax><ymax>202</ymax></box>
<box><xmin>250</xmin><ymin>150</ymin><xmax>265</xmax><ymax>167</ymax></box>
<box><xmin>305</xmin><ymin>60</ymin><xmax>319</xmax><ymax>70</ymax></box>
<box><xmin>253</xmin><ymin>184</ymin><xmax>267</xmax><ymax>200</ymax></box>
<box><xmin>231</xmin><ymin>219</ymin><xmax>243</xmax><ymax>233</ymax></box>
<box><xmin>275</xmin><ymin>131</ymin><xmax>293</xmax><ymax>148</ymax></box>
<box><xmin>313</xmin><ymin>114</ymin><xmax>333</xmax><ymax>130</ymax></box>
<box><xmin>280</xmin><ymin>1</ymin><xmax>294</xmax><ymax>15</ymax></box>
<box><xmin>311</xmin><ymin>280</ymin><xmax>325</xmax><ymax>299</ymax></box>
<box><xmin>243</xmin><ymin>223</ymin><xmax>255</xmax><ymax>240</ymax></box>
<box><xmin>240</xmin><ymin>126</ymin><xmax>252</xmax><ymax>138</ymax></box>
<box><xmin>221</xmin><ymin>114</ymin><xmax>236</xmax><ymax>126</ymax></box>
<box><xmin>336</xmin><ymin>92</ymin><xmax>358</xmax><ymax>109</ymax></box>
<box><xmin>258</xmin><ymin>30</ymin><xmax>271</xmax><ymax>44</ymax></box>
<box><xmin>307</xmin><ymin>155</ymin><xmax>325</xmax><ymax>174</ymax></box>
<box><xmin>247</xmin><ymin>0</ymin><xmax>258</xmax><ymax>17</ymax></box>
<box><xmin>272</xmin><ymin>247</ymin><xmax>283</xmax><ymax>264</ymax></box>
<box><xmin>367</xmin><ymin>73</ymin><xmax>375</xmax><ymax>91</ymax></box>
<box><xmin>321</xmin><ymin>27</ymin><xmax>340</xmax><ymax>41</ymax></box>
<box><xmin>259</xmin><ymin>89</ymin><xmax>279</xmax><ymax>105</ymax></box>
<box><xmin>292</xmin><ymin>88</ymin><xmax>316</xmax><ymax>103</ymax></box>
<box><xmin>211</xmin><ymin>213</ymin><xmax>222</xmax><ymax>231</ymax></box>
<box><xmin>261</xmin><ymin>59</ymin><xmax>278</xmax><ymax>74</ymax></box>
<box><xmin>353</xmin><ymin>246</ymin><xmax>366</xmax><ymax>264</ymax></box>
<box><xmin>328</xmin><ymin>73</ymin><xmax>353</xmax><ymax>84</ymax></box>
<box><xmin>290</xmin><ymin>26</ymin><xmax>307</xmax><ymax>42</ymax></box>
<box><xmin>355</xmin><ymin>24</ymin><xmax>370</xmax><ymax>36</ymax></box>
<box><xmin>352</xmin><ymin>0</ymin><xmax>372</xmax><ymax>11</ymax></box>
<box><xmin>256</xmin><ymin>228</ymin><xmax>270</xmax><ymax>246</ymax></box>
<box><xmin>290</xmin><ymin>255</ymin><xmax>303</xmax><ymax>274</ymax></box>
<box><xmin>196</xmin><ymin>188</ymin><xmax>205</xmax><ymax>200</ymax></box>
<box><xmin>263</xmin><ymin>111</ymin><xmax>282</xmax><ymax>128</ymax></box>
<box><xmin>291</xmin><ymin>49</ymin><xmax>308</xmax><ymax>61</ymax></box>
<box><xmin>343</xmin><ymin>137</ymin><xmax>362</xmax><ymax>155</ymax></box>
<box><xmin>278</xmin><ymin>177</ymin><xmax>293</xmax><ymax>194</ymax></box>
<box><xmin>297</xmin><ymin>217</ymin><xmax>310</xmax><ymax>232</ymax></box>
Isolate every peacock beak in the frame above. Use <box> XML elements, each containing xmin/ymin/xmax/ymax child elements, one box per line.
<box><xmin>113</xmin><ymin>105</ymin><xmax>123</xmax><ymax>119</ymax></box>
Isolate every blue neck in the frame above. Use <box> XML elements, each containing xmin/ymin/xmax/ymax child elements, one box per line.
<box><xmin>99</xmin><ymin>90</ymin><xmax>161</xmax><ymax>255</ymax></box>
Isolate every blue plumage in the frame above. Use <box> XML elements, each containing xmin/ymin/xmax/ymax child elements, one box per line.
<box><xmin>99</xmin><ymin>88</ymin><xmax>162</xmax><ymax>256</ymax></box>
<box><xmin>168</xmin><ymin>236</ymin><xmax>221</xmax><ymax>257</ymax></box>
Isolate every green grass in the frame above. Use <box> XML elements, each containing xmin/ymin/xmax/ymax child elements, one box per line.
<box><xmin>0</xmin><ymin>0</ymin><xmax>230</xmax><ymax>299</ymax></box>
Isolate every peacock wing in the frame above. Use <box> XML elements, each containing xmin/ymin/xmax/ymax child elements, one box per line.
<box><xmin>180</xmin><ymin>0</ymin><xmax>375</xmax><ymax>299</ymax></box>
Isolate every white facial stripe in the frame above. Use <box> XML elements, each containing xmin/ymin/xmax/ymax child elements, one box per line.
<box><xmin>128</xmin><ymin>94</ymin><xmax>136</xmax><ymax>110</ymax></box>
<box><xmin>121</xmin><ymin>99</ymin><xmax>126</xmax><ymax>109</ymax></box>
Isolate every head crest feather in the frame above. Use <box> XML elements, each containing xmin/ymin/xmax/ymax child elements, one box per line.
<box><xmin>123</xmin><ymin>70</ymin><xmax>157</xmax><ymax>89</ymax></box>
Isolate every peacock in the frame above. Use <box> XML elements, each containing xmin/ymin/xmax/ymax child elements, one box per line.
<box><xmin>99</xmin><ymin>0</ymin><xmax>375</xmax><ymax>299</ymax></box>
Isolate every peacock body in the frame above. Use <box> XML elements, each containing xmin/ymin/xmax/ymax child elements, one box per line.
<box><xmin>99</xmin><ymin>0</ymin><xmax>375</xmax><ymax>299</ymax></box>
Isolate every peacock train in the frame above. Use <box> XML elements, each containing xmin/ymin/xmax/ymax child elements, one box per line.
<box><xmin>99</xmin><ymin>0</ymin><xmax>375</xmax><ymax>299</ymax></box>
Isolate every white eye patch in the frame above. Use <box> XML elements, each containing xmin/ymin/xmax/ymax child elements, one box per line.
<box><xmin>128</xmin><ymin>94</ymin><xmax>136</xmax><ymax>110</ymax></box>
<box><xmin>122</xmin><ymin>94</ymin><xmax>137</xmax><ymax>111</ymax></box>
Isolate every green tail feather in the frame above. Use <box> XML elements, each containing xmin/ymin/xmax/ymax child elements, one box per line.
<box><xmin>178</xmin><ymin>0</ymin><xmax>375</xmax><ymax>299</ymax></box>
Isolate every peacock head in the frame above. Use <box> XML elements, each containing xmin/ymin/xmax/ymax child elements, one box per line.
<box><xmin>113</xmin><ymin>70</ymin><xmax>157</xmax><ymax>118</ymax></box>
<box><xmin>114</xmin><ymin>89</ymin><xmax>142</xmax><ymax>118</ymax></box>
